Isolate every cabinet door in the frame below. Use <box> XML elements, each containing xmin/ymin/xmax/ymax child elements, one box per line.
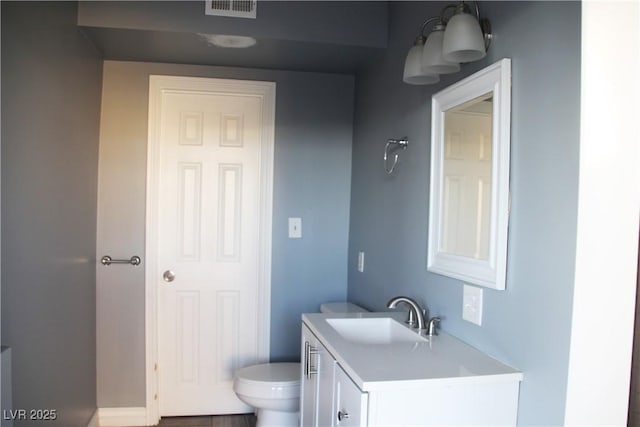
<box><xmin>301</xmin><ymin>324</ymin><xmax>336</xmax><ymax>427</ymax></box>
<box><xmin>333</xmin><ymin>366</ymin><xmax>368</xmax><ymax>427</ymax></box>
<box><xmin>316</xmin><ymin>338</ymin><xmax>336</xmax><ymax>427</ymax></box>
<box><xmin>301</xmin><ymin>325</ymin><xmax>319</xmax><ymax>427</ymax></box>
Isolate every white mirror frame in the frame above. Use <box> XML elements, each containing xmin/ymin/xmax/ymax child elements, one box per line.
<box><xmin>428</xmin><ymin>58</ymin><xmax>511</xmax><ymax>290</ymax></box>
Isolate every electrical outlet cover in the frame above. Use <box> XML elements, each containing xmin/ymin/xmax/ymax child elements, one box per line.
<box><xmin>357</xmin><ymin>251</ymin><xmax>365</xmax><ymax>272</ymax></box>
<box><xmin>463</xmin><ymin>284</ymin><xmax>483</xmax><ymax>326</ymax></box>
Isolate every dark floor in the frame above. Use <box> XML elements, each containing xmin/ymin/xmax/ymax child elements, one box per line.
<box><xmin>128</xmin><ymin>414</ymin><xmax>257</xmax><ymax>427</ymax></box>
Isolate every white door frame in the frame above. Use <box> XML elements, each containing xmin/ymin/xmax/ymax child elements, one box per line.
<box><xmin>144</xmin><ymin>75</ymin><xmax>276</xmax><ymax>424</ymax></box>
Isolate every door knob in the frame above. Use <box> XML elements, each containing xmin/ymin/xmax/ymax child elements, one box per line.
<box><xmin>162</xmin><ymin>270</ymin><xmax>176</xmax><ymax>282</ymax></box>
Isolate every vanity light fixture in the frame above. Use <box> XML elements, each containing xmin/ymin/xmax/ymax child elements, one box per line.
<box><xmin>402</xmin><ymin>1</ymin><xmax>492</xmax><ymax>85</ymax></box>
<box><xmin>403</xmin><ymin>23</ymin><xmax>440</xmax><ymax>85</ymax></box>
<box><xmin>422</xmin><ymin>18</ymin><xmax>461</xmax><ymax>75</ymax></box>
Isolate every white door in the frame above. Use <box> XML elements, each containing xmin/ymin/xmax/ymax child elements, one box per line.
<box><xmin>148</xmin><ymin>76</ymin><xmax>275</xmax><ymax>416</ymax></box>
<box><xmin>442</xmin><ymin>109</ymin><xmax>492</xmax><ymax>260</ymax></box>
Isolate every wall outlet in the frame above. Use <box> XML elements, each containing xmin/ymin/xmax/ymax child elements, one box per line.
<box><xmin>288</xmin><ymin>217</ymin><xmax>302</xmax><ymax>238</ymax></box>
<box><xmin>462</xmin><ymin>284</ymin><xmax>483</xmax><ymax>326</ymax></box>
<box><xmin>357</xmin><ymin>251</ymin><xmax>365</xmax><ymax>272</ymax></box>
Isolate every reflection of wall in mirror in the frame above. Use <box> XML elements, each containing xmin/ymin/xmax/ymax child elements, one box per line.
<box><xmin>442</xmin><ymin>106</ymin><xmax>492</xmax><ymax>260</ymax></box>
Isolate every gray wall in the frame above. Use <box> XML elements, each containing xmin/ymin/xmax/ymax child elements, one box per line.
<box><xmin>1</xmin><ymin>2</ymin><xmax>103</xmax><ymax>426</ymax></box>
<box><xmin>348</xmin><ymin>2</ymin><xmax>581</xmax><ymax>425</ymax></box>
<box><xmin>97</xmin><ymin>61</ymin><xmax>353</xmax><ymax>406</ymax></box>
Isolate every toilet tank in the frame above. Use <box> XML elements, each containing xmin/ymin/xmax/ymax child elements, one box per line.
<box><xmin>319</xmin><ymin>302</ymin><xmax>368</xmax><ymax>313</ymax></box>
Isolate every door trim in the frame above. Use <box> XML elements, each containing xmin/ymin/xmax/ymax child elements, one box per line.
<box><xmin>145</xmin><ymin>75</ymin><xmax>275</xmax><ymax>423</ymax></box>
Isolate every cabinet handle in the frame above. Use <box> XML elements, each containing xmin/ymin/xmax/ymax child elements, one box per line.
<box><xmin>337</xmin><ymin>410</ymin><xmax>350</xmax><ymax>422</ymax></box>
<box><xmin>304</xmin><ymin>341</ymin><xmax>319</xmax><ymax>378</ymax></box>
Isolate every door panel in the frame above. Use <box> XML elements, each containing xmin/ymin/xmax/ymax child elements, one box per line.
<box><xmin>334</xmin><ymin>367</ymin><xmax>368</xmax><ymax>427</ymax></box>
<box><xmin>156</xmin><ymin>88</ymin><xmax>264</xmax><ymax>415</ymax></box>
<box><xmin>442</xmin><ymin>110</ymin><xmax>492</xmax><ymax>260</ymax></box>
<box><xmin>301</xmin><ymin>326</ymin><xmax>320</xmax><ymax>427</ymax></box>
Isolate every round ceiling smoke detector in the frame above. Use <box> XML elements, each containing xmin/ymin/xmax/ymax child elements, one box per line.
<box><xmin>199</xmin><ymin>34</ymin><xmax>257</xmax><ymax>48</ymax></box>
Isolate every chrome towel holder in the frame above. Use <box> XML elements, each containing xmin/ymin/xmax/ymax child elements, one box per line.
<box><xmin>384</xmin><ymin>137</ymin><xmax>409</xmax><ymax>174</ymax></box>
<box><xmin>101</xmin><ymin>255</ymin><xmax>141</xmax><ymax>266</ymax></box>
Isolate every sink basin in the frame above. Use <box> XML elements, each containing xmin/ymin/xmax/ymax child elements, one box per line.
<box><xmin>326</xmin><ymin>317</ymin><xmax>426</xmax><ymax>344</ymax></box>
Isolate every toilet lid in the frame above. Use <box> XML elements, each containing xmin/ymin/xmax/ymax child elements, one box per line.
<box><xmin>235</xmin><ymin>363</ymin><xmax>300</xmax><ymax>387</ymax></box>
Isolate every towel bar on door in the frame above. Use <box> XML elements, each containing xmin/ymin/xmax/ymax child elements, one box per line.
<box><xmin>100</xmin><ymin>255</ymin><xmax>141</xmax><ymax>266</ymax></box>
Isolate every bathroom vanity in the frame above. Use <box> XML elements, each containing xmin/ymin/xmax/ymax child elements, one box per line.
<box><xmin>300</xmin><ymin>312</ymin><xmax>522</xmax><ymax>426</ymax></box>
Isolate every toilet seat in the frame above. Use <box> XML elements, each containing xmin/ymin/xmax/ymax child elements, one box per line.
<box><xmin>235</xmin><ymin>362</ymin><xmax>300</xmax><ymax>386</ymax></box>
<box><xmin>234</xmin><ymin>363</ymin><xmax>300</xmax><ymax>399</ymax></box>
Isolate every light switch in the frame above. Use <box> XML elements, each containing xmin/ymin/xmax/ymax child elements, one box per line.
<box><xmin>462</xmin><ymin>284</ymin><xmax>483</xmax><ymax>326</ymax></box>
<box><xmin>288</xmin><ymin>217</ymin><xmax>302</xmax><ymax>238</ymax></box>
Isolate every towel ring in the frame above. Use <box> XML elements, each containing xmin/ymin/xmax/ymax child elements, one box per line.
<box><xmin>384</xmin><ymin>137</ymin><xmax>409</xmax><ymax>174</ymax></box>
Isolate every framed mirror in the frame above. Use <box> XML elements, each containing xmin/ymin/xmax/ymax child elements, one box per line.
<box><xmin>428</xmin><ymin>59</ymin><xmax>511</xmax><ymax>290</ymax></box>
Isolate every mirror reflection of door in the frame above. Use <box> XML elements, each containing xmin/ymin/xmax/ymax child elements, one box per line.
<box><xmin>441</xmin><ymin>94</ymin><xmax>493</xmax><ymax>260</ymax></box>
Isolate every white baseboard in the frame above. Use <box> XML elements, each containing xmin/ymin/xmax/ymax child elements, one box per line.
<box><xmin>98</xmin><ymin>407</ymin><xmax>147</xmax><ymax>427</ymax></box>
<box><xmin>86</xmin><ymin>409</ymin><xmax>99</xmax><ymax>427</ymax></box>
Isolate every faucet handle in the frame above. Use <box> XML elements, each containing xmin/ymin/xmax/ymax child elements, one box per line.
<box><xmin>405</xmin><ymin>308</ymin><xmax>416</xmax><ymax>327</ymax></box>
<box><xmin>427</xmin><ymin>317</ymin><xmax>441</xmax><ymax>336</ymax></box>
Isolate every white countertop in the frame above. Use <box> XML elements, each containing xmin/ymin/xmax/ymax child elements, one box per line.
<box><xmin>302</xmin><ymin>312</ymin><xmax>523</xmax><ymax>392</ymax></box>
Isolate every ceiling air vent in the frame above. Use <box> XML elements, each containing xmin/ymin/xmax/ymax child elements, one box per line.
<box><xmin>205</xmin><ymin>0</ymin><xmax>257</xmax><ymax>19</ymax></box>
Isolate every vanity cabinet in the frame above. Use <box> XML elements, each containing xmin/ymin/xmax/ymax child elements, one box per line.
<box><xmin>301</xmin><ymin>314</ymin><xmax>523</xmax><ymax>427</ymax></box>
<box><xmin>302</xmin><ymin>324</ymin><xmax>368</xmax><ymax>427</ymax></box>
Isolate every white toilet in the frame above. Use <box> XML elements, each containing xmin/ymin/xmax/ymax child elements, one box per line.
<box><xmin>233</xmin><ymin>362</ymin><xmax>300</xmax><ymax>427</ymax></box>
<box><xmin>233</xmin><ymin>302</ymin><xmax>368</xmax><ymax>427</ymax></box>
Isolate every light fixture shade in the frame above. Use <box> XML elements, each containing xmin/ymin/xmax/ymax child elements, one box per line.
<box><xmin>442</xmin><ymin>12</ymin><xmax>486</xmax><ymax>63</ymax></box>
<box><xmin>422</xmin><ymin>29</ymin><xmax>460</xmax><ymax>75</ymax></box>
<box><xmin>403</xmin><ymin>44</ymin><xmax>440</xmax><ymax>85</ymax></box>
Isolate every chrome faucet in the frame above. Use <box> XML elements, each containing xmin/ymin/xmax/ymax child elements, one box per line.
<box><xmin>386</xmin><ymin>296</ymin><xmax>426</xmax><ymax>330</ymax></box>
<box><xmin>427</xmin><ymin>316</ymin><xmax>441</xmax><ymax>337</ymax></box>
